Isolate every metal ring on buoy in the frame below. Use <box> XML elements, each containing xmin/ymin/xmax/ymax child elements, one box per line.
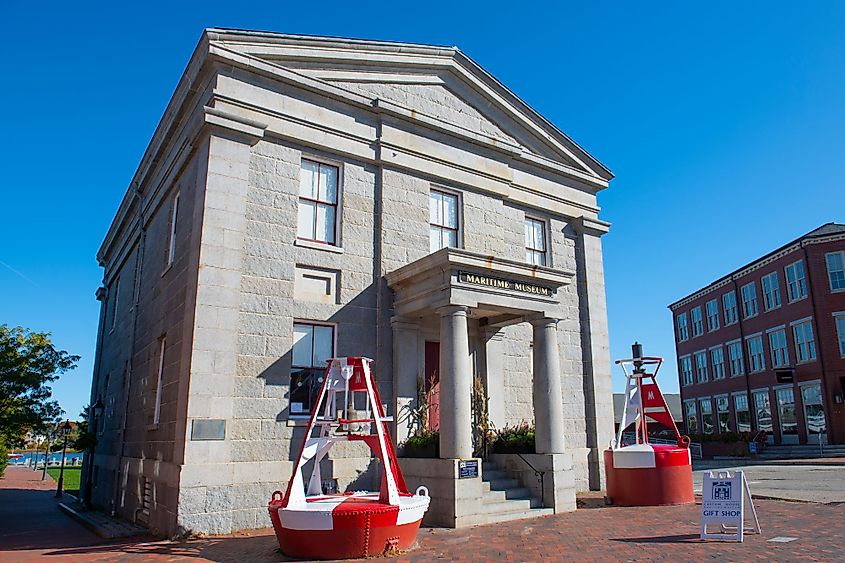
<box><xmin>271</xmin><ymin>490</ymin><xmax>284</xmax><ymax>502</ymax></box>
<box><xmin>415</xmin><ymin>486</ymin><xmax>429</xmax><ymax>497</ymax></box>
<box><xmin>677</xmin><ymin>435</ymin><xmax>691</xmax><ymax>448</ymax></box>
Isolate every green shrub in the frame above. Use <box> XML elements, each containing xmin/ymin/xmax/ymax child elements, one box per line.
<box><xmin>403</xmin><ymin>430</ymin><xmax>439</xmax><ymax>450</ymax></box>
<box><xmin>492</xmin><ymin>422</ymin><xmax>535</xmax><ymax>454</ymax></box>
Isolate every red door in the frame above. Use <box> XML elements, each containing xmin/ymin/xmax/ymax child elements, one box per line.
<box><xmin>424</xmin><ymin>341</ymin><xmax>440</xmax><ymax>432</ymax></box>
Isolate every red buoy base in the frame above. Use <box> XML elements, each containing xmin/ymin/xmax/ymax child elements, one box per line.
<box><xmin>604</xmin><ymin>447</ymin><xmax>694</xmax><ymax>506</ymax></box>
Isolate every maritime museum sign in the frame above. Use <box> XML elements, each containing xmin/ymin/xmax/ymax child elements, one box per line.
<box><xmin>458</xmin><ymin>271</ymin><xmax>553</xmax><ymax>297</ymax></box>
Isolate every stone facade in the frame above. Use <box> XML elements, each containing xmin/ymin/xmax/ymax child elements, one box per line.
<box><xmin>84</xmin><ymin>29</ymin><xmax>615</xmax><ymax>536</ymax></box>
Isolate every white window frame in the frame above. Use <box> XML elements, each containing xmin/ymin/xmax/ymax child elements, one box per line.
<box><xmin>154</xmin><ymin>336</ymin><xmax>166</xmax><ymax>425</ymax></box>
<box><xmin>766</xmin><ymin>326</ymin><xmax>789</xmax><ymax>368</ymax></box>
<box><xmin>761</xmin><ymin>271</ymin><xmax>782</xmax><ymax>311</ymax></box>
<box><xmin>745</xmin><ymin>333</ymin><xmax>766</xmax><ymax>373</ymax></box>
<box><xmin>677</xmin><ymin>313</ymin><xmax>689</xmax><ymax>342</ymax></box>
<box><xmin>679</xmin><ymin>355</ymin><xmax>693</xmax><ymax>386</ymax></box>
<box><xmin>166</xmin><ymin>192</ymin><xmax>180</xmax><ymax>268</ymax></box>
<box><xmin>733</xmin><ymin>391</ymin><xmax>751</xmax><ymax>433</ymax></box>
<box><xmin>524</xmin><ymin>215</ymin><xmax>549</xmax><ymax>266</ymax></box>
<box><xmin>784</xmin><ymin>259</ymin><xmax>807</xmax><ymax>302</ymax></box>
<box><xmin>694</xmin><ymin>350</ymin><xmax>708</xmax><ymax>383</ymax></box>
<box><xmin>297</xmin><ymin>157</ymin><xmax>342</xmax><ymax>247</ymax></box>
<box><xmin>290</xmin><ymin>320</ymin><xmax>338</xmax><ymax>417</ymax></box>
<box><xmin>791</xmin><ymin>317</ymin><xmax>817</xmax><ymax>363</ymax></box>
<box><xmin>699</xmin><ymin>397</ymin><xmax>714</xmax><ymax>435</ymax></box>
<box><xmin>690</xmin><ymin>306</ymin><xmax>704</xmax><ymax>337</ymax></box>
<box><xmin>706</xmin><ymin>299</ymin><xmax>720</xmax><ymax>332</ymax></box>
<box><xmin>429</xmin><ymin>186</ymin><xmax>462</xmax><ymax>252</ymax></box>
<box><xmin>834</xmin><ymin>312</ymin><xmax>845</xmax><ymax>358</ymax></box>
<box><xmin>740</xmin><ymin>282</ymin><xmax>758</xmax><ymax>319</ymax></box>
<box><xmin>827</xmin><ymin>251</ymin><xmax>845</xmax><ymax>292</ymax></box>
<box><xmin>683</xmin><ymin>400</ymin><xmax>698</xmax><ymax>434</ymax></box>
<box><xmin>710</xmin><ymin>346</ymin><xmax>726</xmax><ymax>380</ymax></box>
<box><xmin>727</xmin><ymin>339</ymin><xmax>745</xmax><ymax>377</ymax></box>
<box><xmin>722</xmin><ymin>291</ymin><xmax>738</xmax><ymax>325</ymax></box>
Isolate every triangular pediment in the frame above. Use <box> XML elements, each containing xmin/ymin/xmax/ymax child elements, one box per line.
<box><xmin>205</xmin><ymin>29</ymin><xmax>612</xmax><ymax>183</ymax></box>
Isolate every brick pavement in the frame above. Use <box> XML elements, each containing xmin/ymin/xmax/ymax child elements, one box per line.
<box><xmin>2</xmin><ymin>466</ymin><xmax>843</xmax><ymax>562</ymax></box>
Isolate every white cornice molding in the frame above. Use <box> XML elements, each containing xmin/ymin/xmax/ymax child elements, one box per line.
<box><xmin>571</xmin><ymin>216</ymin><xmax>611</xmax><ymax>236</ymax></box>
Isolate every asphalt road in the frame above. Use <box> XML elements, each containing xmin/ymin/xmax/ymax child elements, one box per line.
<box><xmin>693</xmin><ymin>463</ymin><xmax>845</xmax><ymax>503</ymax></box>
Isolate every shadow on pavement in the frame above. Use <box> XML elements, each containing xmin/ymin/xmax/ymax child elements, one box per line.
<box><xmin>611</xmin><ymin>533</ymin><xmax>701</xmax><ymax>543</ymax></box>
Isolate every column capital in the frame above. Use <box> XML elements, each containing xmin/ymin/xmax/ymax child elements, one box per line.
<box><xmin>528</xmin><ymin>316</ymin><xmax>560</xmax><ymax>329</ymax></box>
<box><xmin>437</xmin><ymin>305</ymin><xmax>469</xmax><ymax>318</ymax></box>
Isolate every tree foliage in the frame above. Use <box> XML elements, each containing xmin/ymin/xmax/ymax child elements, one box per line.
<box><xmin>0</xmin><ymin>325</ymin><xmax>78</xmax><ymax>448</ymax></box>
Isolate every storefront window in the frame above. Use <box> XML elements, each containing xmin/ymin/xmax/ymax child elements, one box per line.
<box><xmin>801</xmin><ymin>384</ymin><xmax>826</xmax><ymax>436</ymax></box>
<box><xmin>684</xmin><ymin>400</ymin><xmax>698</xmax><ymax>434</ymax></box>
<box><xmin>699</xmin><ymin>399</ymin><xmax>714</xmax><ymax>435</ymax></box>
<box><xmin>734</xmin><ymin>393</ymin><xmax>751</xmax><ymax>433</ymax></box>
<box><xmin>290</xmin><ymin>322</ymin><xmax>335</xmax><ymax>416</ymax></box>
<box><xmin>753</xmin><ymin>391</ymin><xmax>773</xmax><ymax>433</ymax></box>
<box><xmin>715</xmin><ymin>395</ymin><xmax>731</xmax><ymax>434</ymax></box>
<box><xmin>776</xmin><ymin>388</ymin><xmax>798</xmax><ymax>437</ymax></box>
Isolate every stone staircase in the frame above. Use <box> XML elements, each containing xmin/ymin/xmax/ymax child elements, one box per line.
<box><xmin>757</xmin><ymin>443</ymin><xmax>845</xmax><ymax>460</ymax></box>
<box><xmin>479</xmin><ymin>460</ymin><xmax>552</xmax><ymax>523</ymax></box>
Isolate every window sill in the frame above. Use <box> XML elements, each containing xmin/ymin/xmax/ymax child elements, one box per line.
<box><xmin>162</xmin><ymin>263</ymin><xmax>174</xmax><ymax>277</ymax></box>
<box><xmin>832</xmin><ymin>288</ymin><xmax>845</xmax><ymax>294</ymax></box>
<box><xmin>796</xmin><ymin>359</ymin><xmax>817</xmax><ymax>365</ymax></box>
<box><xmin>764</xmin><ymin>304</ymin><xmax>782</xmax><ymax>313</ymax></box>
<box><xmin>295</xmin><ymin>239</ymin><xmax>344</xmax><ymax>254</ymax></box>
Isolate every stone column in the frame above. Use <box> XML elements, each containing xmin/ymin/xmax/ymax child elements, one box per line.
<box><xmin>531</xmin><ymin>317</ymin><xmax>567</xmax><ymax>454</ymax></box>
<box><xmin>438</xmin><ymin>306</ymin><xmax>473</xmax><ymax>459</ymax></box>
<box><xmin>391</xmin><ymin>317</ymin><xmax>421</xmax><ymax>446</ymax></box>
<box><xmin>481</xmin><ymin>330</ymin><xmax>506</xmax><ymax>430</ymax></box>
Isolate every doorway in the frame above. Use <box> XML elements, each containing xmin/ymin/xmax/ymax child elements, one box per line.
<box><xmin>424</xmin><ymin>341</ymin><xmax>440</xmax><ymax>432</ymax></box>
<box><xmin>801</xmin><ymin>383</ymin><xmax>828</xmax><ymax>445</ymax></box>
<box><xmin>776</xmin><ymin>388</ymin><xmax>799</xmax><ymax>445</ymax></box>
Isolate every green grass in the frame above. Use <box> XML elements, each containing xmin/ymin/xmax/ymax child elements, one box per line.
<box><xmin>47</xmin><ymin>467</ymin><xmax>81</xmax><ymax>497</ymax></box>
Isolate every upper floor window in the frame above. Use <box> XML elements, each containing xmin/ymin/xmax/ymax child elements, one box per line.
<box><xmin>706</xmin><ymin>299</ymin><xmax>720</xmax><ymax>332</ymax></box>
<box><xmin>298</xmin><ymin>160</ymin><xmax>339</xmax><ymax>245</ymax></box>
<box><xmin>792</xmin><ymin>319</ymin><xmax>817</xmax><ymax>363</ymax></box>
<box><xmin>166</xmin><ymin>192</ymin><xmax>180</xmax><ymax>267</ymax></box>
<box><xmin>291</xmin><ymin>322</ymin><xmax>335</xmax><ymax>416</ymax></box>
<box><xmin>723</xmin><ymin>291</ymin><xmax>738</xmax><ymax>325</ymax></box>
<box><xmin>676</xmin><ymin>313</ymin><xmax>689</xmax><ymax>342</ymax></box>
<box><xmin>711</xmin><ymin>347</ymin><xmax>725</xmax><ymax>380</ymax></box>
<box><xmin>679</xmin><ymin>355</ymin><xmax>693</xmax><ymax>386</ymax></box>
<box><xmin>746</xmin><ymin>335</ymin><xmax>765</xmax><ymax>373</ymax></box>
<box><xmin>524</xmin><ymin>217</ymin><xmax>547</xmax><ymax>266</ymax></box>
<box><xmin>834</xmin><ymin>313</ymin><xmax>845</xmax><ymax>357</ymax></box>
<box><xmin>691</xmin><ymin>306</ymin><xmax>704</xmax><ymax>337</ymax></box>
<box><xmin>727</xmin><ymin>340</ymin><xmax>744</xmax><ymax>376</ymax></box>
<box><xmin>761</xmin><ymin>272</ymin><xmax>781</xmax><ymax>311</ymax></box>
<box><xmin>768</xmin><ymin>328</ymin><xmax>789</xmax><ymax>368</ymax></box>
<box><xmin>740</xmin><ymin>282</ymin><xmax>758</xmax><ymax>319</ymax></box>
<box><xmin>429</xmin><ymin>189</ymin><xmax>460</xmax><ymax>252</ymax></box>
<box><xmin>694</xmin><ymin>351</ymin><xmax>708</xmax><ymax>383</ymax></box>
<box><xmin>784</xmin><ymin>260</ymin><xmax>807</xmax><ymax>302</ymax></box>
<box><xmin>827</xmin><ymin>251</ymin><xmax>845</xmax><ymax>292</ymax></box>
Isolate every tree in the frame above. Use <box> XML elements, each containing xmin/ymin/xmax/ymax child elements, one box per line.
<box><xmin>0</xmin><ymin>325</ymin><xmax>78</xmax><ymax>454</ymax></box>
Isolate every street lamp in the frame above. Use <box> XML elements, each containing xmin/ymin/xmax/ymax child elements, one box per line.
<box><xmin>83</xmin><ymin>399</ymin><xmax>105</xmax><ymax>507</ymax></box>
<box><xmin>55</xmin><ymin>420</ymin><xmax>73</xmax><ymax>498</ymax></box>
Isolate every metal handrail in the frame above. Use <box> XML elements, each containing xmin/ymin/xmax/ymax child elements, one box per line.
<box><xmin>515</xmin><ymin>453</ymin><xmax>545</xmax><ymax>508</ymax></box>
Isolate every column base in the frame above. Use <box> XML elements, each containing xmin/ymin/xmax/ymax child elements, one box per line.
<box><xmin>490</xmin><ymin>453</ymin><xmax>577</xmax><ymax>513</ymax></box>
<box><xmin>398</xmin><ymin>458</ymin><xmax>484</xmax><ymax>528</ymax></box>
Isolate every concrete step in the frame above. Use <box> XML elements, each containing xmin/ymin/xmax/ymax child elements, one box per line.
<box><xmin>482</xmin><ymin>498</ymin><xmax>534</xmax><ymax>512</ymax></box>
<box><xmin>483</xmin><ymin>489</ymin><xmax>508</xmax><ymax>502</ymax></box>
<box><xmin>483</xmin><ymin>507</ymin><xmax>554</xmax><ymax>524</ymax></box>
<box><xmin>482</xmin><ymin>461</ymin><xmax>498</xmax><ymax>472</ymax></box>
<box><xmin>487</xmin><ymin>478</ymin><xmax>520</xmax><ymax>490</ymax></box>
<box><xmin>482</xmin><ymin>469</ymin><xmax>508</xmax><ymax>481</ymax></box>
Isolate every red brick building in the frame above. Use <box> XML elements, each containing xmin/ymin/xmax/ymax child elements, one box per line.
<box><xmin>669</xmin><ymin>223</ymin><xmax>845</xmax><ymax>445</ymax></box>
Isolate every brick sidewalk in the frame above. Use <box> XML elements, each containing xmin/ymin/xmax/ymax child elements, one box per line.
<box><xmin>2</xmin><ymin>466</ymin><xmax>843</xmax><ymax>561</ymax></box>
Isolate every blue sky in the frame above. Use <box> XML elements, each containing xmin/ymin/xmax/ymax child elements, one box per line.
<box><xmin>2</xmin><ymin>2</ymin><xmax>843</xmax><ymax>419</ymax></box>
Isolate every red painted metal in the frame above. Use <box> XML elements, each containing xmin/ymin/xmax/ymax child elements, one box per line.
<box><xmin>604</xmin><ymin>447</ymin><xmax>695</xmax><ymax>506</ymax></box>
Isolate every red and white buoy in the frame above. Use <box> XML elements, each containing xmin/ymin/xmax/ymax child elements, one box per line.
<box><xmin>268</xmin><ymin>357</ymin><xmax>430</xmax><ymax>559</ymax></box>
<box><xmin>604</xmin><ymin>343</ymin><xmax>694</xmax><ymax>507</ymax></box>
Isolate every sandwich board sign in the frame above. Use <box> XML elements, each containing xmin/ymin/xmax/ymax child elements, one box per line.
<box><xmin>700</xmin><ymin>470</ymin><xmax>760</xmax><ymax>542</ymax></box>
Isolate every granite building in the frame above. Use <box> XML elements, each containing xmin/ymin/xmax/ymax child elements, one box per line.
<box><xmin>82</xmin><ymin>29</ymin><xmax>615</xmax><ymax>536</ymax></box>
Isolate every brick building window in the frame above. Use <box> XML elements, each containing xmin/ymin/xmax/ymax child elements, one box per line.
<box><xmin>291</xmin><ymin>322</ymin><xmax>335</xmax><ymax>416</ymax></box>
<box><xmin>715</xmin><ymin>395</ymin><xmax>731</xmax><ymax>433</ymax></box>
<box><xmin>768</xmin><ymin>328</ymin><xmax>789</xmax><ymax>368</ymax></box>
<box><xmin>827</xmin><ymin>251</ymin><xmax>845</xmax><ymax>292</ymax></box>
<box><xmin>699</xmin><ymin>399</ymin><xmax>714</xmax><ymax>434</ymax></box>
<box><xmin>740</xmin><ymin>282</ymin><xmax>758</xmax><ymax>319</ymax></box>
<box><xmin>734</xmin><ymin>394</ymin><xmax>751</xmax><ymax>432</ymax></box>
<box><xmin>746</xmin><ymin>335</ymin><xmax>766</xmax><ymax>373</ymax></box>
<box><xmin>722</xmin><ymin>291</ymin><xmax>738</xmax><ymax>325</ymax></box>
<box><xmin>694</xmin><ymin>351</ymin><xmax>708</xmax><ymax>383</ymax></box>
<box><xmin>792</xmin><ymin>319</ymin><xmax>816</xmax><ymax>363</ymax></box>
<box><xmin>835</xmin><ymin>313</ymin><xmax>845</xmax><ymax>357</ymax></box>
<box><xmin>429</xmin><ymin>189</ymin><xmax>460</xmax><ymax>252</ymax></box>
<box><xmin>706</xmin><ymin>299</ymin><xmax>720</xmax><ymax>332</ymax></box>
<box><xmin>298</xmin><ymin>159</ymin><xmax>339</xmax><ymax>245</ymax></box>
<box><xmin>711</xmin><ymin>347</ymin><xmax>726</xmax><ymax>379</ymax></box>
<box><xmin>676</xmin><ymin>313</ymin><xmax>689</xmax><ymax>342</ymax></box>
<box><xmin>691</xmin><ymin>306</ymin><xmax>703</xmax><ymax>337</ymax></box>
<box><xmin>524</xmin><ymin>217</ymin><xmax>547</xmax><ymax>266</ymax></box>
<box><xmin>761</xmin><ymin>272</ymin><xmax>781</xmax><ymax>311</ymax></box>
<box><xmin>784</xmin><ymin>260</ymin><xmax>807</xmax><ymax>302</ymax></box>
<box><xmin>727</xmin><ymin>340</ymin><xmax>744</xmax><ymax>376</ymax></box>
<box><xmin>679</xmin><ymin>355</ymin><xmax>693</xmax><ymax>386</ymax></box>
<box><xmin>753</xmin><ymin>391</ymin><xmax>773</xmax><ymax>432</ymax></box>
<box><xmin>684</xmin><ymin>401</ymin><xmax>698</xmax><ymax>434</ymax></box>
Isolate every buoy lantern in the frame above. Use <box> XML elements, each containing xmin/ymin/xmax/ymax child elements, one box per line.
<box><xmin>268</xmin><ymin>357</ymin><xmax>430</xmax><ymax>559</ymax></box>
<box><xmin>604</xmin><ymin>343</ymin><xmax>694</xmax><ymax>507</ymax></box>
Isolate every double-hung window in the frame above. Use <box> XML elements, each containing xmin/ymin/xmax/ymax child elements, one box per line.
<box><xmin>715</xmin><ymin>396</ymin><xmax>731</xmax><ymax>433</ymax></box>
<box><xmin>524</xmin><ymin>217</ymin><xmax>547</xmax><ymax>266</ymax></box>
<box><xmin>429</xmin><ymin>189</ymin><xmax>460</xmax><ymax>252</ymax></box>
<box><xmin>740</xmin><ymin>282</ymin><xmax>758</xmax><ymax>318</ymax></box>
<box><xmin>746</xmin><ymin>335</ymin><xmax>765</xmax><ymax>373</ymax></box>
<box><xmin>784</xmin><ymin>260</ymin><xmax>807</xmax><ymax>301</ymax></box>
<box><xmin>734</xmin><ymin>394</ymin><xmax>751</xmax><ymax>432</ymax></box>
<box><xmin>699</xmin><ymin>399</ymin><xmax>714</xmax><ymax>434</ymax></box>
<box><xmin>694</xmin><ymin>351</ymin><xmax>708</xmax><ymax>383</ymax></box>
<box><xmin>727</xmin><ymin>340</ymin><xmax>744</xmax><ymax>376</ymax></box>
<box><xmin>827</xmin><ymin>251</ymin><xmax>845</xmax><ymax>292</ymax></box>
<box><xmin>154</xmin><ymin>336</ymin><xmax>166</xmax><ymax>425</ymax></box>
<box><xmin>677</xmin><ymin>313</ymin><xmax>689</xmax><ymax>342</ymax></box>
<box><xmin>711</xmin><ymin>347</ymin><xmax>726</xmax><ymax>379</ymax></box>
<box><xmin>298</xmin><ymin>160</ymin><xmax>339</xmax><ymax>245</ymax></box>
<box><xmin>706</xmin><ymin>299</ymin><xmax>720</xmax><ymax>332</ymax></box>
<box><xmin>793</xmin><ymin>319</ymin><xmax>816</xmax><ymax>363</ymax></box>
<box><xmin>291</xmin><ymin>322</ymin><xmax>335</xmax><ymax>416</ymax></box>
<box><xmin>761</xmin><ymin>272</ymin><xmax>781</xmax><ymax>311</ymax></box>
<box><xmin>722</xmin><ymin>291</ymin><xmax>738</xmax><ymax>325</ymax></box>
<box><xmin>679</xmin><ymin>356</ymin><xmax>693</xmax><ymax>386</ymax></box>
<box><xmin>768</xmin><ymin>328</ymin><xmax>789</xmax><ymax>368</ymax></box>
<box><xmin>835</xmin><ymin>313</ymin><xmax>845</xmax><ymax>357</ymax></box>
<box><xmin>691</xmin><ymin>307</ymin><xmax>704</xmax><ymax>337</ymax></box>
